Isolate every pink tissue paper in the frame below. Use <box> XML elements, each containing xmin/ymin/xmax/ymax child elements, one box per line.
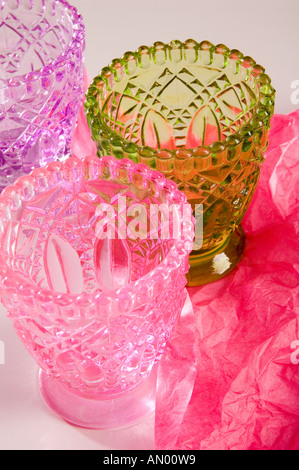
<box><xmin>72</xmin><ymin>74</ymin><xmax>299</xmax><ymax>451</ymax></box>
<box><xmin>156</xmin><ymin>110</ymin><xmax>299</xmax><ymax>451</ymax></box>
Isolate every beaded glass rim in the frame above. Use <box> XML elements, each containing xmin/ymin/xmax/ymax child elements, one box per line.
<box><xmin>0</xmin><ymin>0</ymin><xmax>85</xmax><ymax>86</ymax></box>
<box><xmin>85</xmin><ymin>39</ymin><xmax>276</xmax><ymax>159</ymax></box>
<box><xmin>0</xmin><ymin>155</ymin><xmax>194</xmax><ymax>307</ymax></box>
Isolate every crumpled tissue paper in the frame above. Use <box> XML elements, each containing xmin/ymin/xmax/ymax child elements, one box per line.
<box><xmin>156</xmin><ymin>110</ymin><xmax>299</xmax><ymax>450</ymax></box>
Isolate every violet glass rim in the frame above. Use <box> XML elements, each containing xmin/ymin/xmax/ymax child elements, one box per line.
<box><xmin>0</xmin><ymin>0</ymin><xmax>85</xmax><ymax>86</ymax></box>
<box><xmin>0</xmin><ymin>155</ymin><xmax>195</xmax><ymax>308</ymax></box>
<box><xmin>85</xmin><ymin>39</ymin><xmax>276</xmax><ymax>159</ymax></box>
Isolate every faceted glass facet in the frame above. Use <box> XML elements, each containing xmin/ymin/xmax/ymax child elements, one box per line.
<box><xmin>0</xmin><ymin>155</ymin><xmax>194</xmax><ymax>427</ymax></box>
<box><xmin>85</xmin><ymin>40</ymin><xmax>275</xmax><ymax>285</ymax></box>
<box><xmin>0</xmin><ymin>0</ymin><xmax>85</xmax><ymax>190</ymax></box>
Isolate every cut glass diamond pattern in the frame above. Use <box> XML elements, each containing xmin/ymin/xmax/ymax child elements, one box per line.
<box><xmin>86</xmin><ymin>40</ymin><xmax>275</xmax><ymax>253</ymax></box>
<box><xmin>0</xmin><ymin>156</ymin><xmax>194</xmax><ymax>395</ymax></box>
<box><xmin>0</xmin><ymin>0</ymin><xmax>85</xmax><ymax>190</ymax></box>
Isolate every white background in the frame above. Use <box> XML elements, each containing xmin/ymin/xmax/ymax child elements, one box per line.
<box><xmin>0</xmin><ymin>0</ymin><xmax>298</xmax><ymax>450</ymax></box>
<box><xmin>71</xmin><ymin>0</ymin><xmax>299</xmax><ymax>115</ymax></box>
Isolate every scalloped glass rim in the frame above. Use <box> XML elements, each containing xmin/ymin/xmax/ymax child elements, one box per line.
<box><xmin>0</xmin><ymin>0</ymin><xmax>85</xmax><ymax>86</ymax></box>
<box><xmin>85</xmin><ymin>39</ymin><xmax>276</xmax><ymax>159</ymax></box>
<box><xmin>0</xmin><ymin>155</ymin><xmax>195</xmax><ymax>309</ymax></box>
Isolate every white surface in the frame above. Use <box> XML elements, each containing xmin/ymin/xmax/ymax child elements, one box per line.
<box><xmin>70</xmin><ymin>0</ymin><xmax>299</xmax><ymax>115</ymax></box>
<box><xmin>1</xmin><ymin>0</ymin><xmax>298</xmax><ymax>450</ymax></box>
<box><xmin>0</xmin><ymin>303</ymin><xmax>155</xmax><ymax>450</ymax></box>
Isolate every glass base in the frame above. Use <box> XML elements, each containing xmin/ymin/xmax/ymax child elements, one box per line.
<box><xmin>39</xmin><ymin>365</ymin><xmax>157</xmax><ymax>430</ymax></box>
<box><xmin>186</xmin><ymin>225</ymin><xmax>245</xmax><ymax>286</ymax></box>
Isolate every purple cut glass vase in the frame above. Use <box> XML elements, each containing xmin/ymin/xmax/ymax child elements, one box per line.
<box><xmin>0</xmin><ymin>0</ymin><xmax>85</xmax><ymax>191</ymax></box>
<box><xmin>0</xmin><ymin>155</ymin><xmax>194</xmax><ymax>429</ymax></box>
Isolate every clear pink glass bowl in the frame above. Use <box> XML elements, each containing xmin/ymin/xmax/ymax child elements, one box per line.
<box><xmin>0</xmin><ymin>0</ymin><xmax>85</xmax><ymax>191</ymax></box>
<box><xmin>0</xmin><ymin>155</ymin><xmax>194</xmax><ymax>428</ymax></box>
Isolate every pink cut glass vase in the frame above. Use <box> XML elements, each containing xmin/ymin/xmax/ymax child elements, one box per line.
<box><xmin>0</xmin><ymin>0</ymin><xmax>85</xmax><ymax>191</ymax></box>
<box><xmin>0</xmin><ymin>155</ymin><xmax>194</xmax><ymax>429</ymax></box>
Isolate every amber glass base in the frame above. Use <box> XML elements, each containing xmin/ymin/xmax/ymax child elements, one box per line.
<box><xmin>186</xmin><ymin>225</ymin><xmax>245</xmax><ymax>286</ymax></box>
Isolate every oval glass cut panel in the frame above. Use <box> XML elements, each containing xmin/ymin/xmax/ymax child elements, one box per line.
<box><xmin>94</xmin><ymin>225</ymin><xmax>131</xmax><ymax>292</ymax></box>
<box><xmin>142</xmin><ymin>109</ymin><xmax>175</xmax><ymax>149</ymax></box>
<box><xmin>187</xmin><ymin>105</ymin><xmax>222</xmax><ymax>147</ymax></box>
<box><xmin>45</xmin><ymin>234</ymin><xmax>84</xmax><ymax>294</ymax></box>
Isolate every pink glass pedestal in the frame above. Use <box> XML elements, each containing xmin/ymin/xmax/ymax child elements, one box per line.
<box><xmin>39</xmin><ymin>366</ymin><xmax>157</xmax><ymax>430</ymax></box>
<box><xmin>0</xmin><ymin>155</ymin><xmax>194</xmax><ymax>431</ymax></box>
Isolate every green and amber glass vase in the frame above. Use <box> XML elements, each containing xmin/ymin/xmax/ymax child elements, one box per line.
<box><xmin>85</xmin><ymin>40</ymin><xmax>275</xmax><ymax>286</ymax></box>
